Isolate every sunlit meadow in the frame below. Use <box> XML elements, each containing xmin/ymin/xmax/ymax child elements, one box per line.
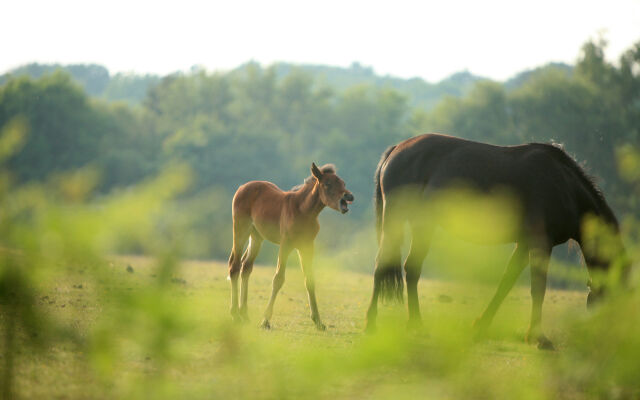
<box><xmin>1</xmin><ymin>119</ymin><xmax>639</xmax><ymax>400</ymax></box>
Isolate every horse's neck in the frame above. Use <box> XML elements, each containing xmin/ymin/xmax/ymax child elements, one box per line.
<box><xmin>295</xmin><ymin>183</ymin><xmax>325</xmax><ymax>216</ymax></box>
<box><xmin>580</xmin><ymin>190</ymin><xmax>619</xmax><ymax>232</ymax></box>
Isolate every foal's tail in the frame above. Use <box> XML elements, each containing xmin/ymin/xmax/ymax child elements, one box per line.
<box><xmin>373</xmin><ymin>145</ymin><xmax>404</xmax><ymax>303</ymax></box>
<box><xmin>374</xmin><ymin>145</ymin><xmax>396</xmax><ymax>245</ymax></box>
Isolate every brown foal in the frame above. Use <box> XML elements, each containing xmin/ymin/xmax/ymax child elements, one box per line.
<box><xmin>228</xmin><ymin>163</ymin><xmax>354</xmax><ymax>330</ymax></box>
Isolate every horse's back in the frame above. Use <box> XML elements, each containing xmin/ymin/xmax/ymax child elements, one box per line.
<box><xmin>381</xmin><ymin>134</ymin><xmax>516</xmax><ymax>193</ymax></box>
<box><xmin>381</xmin><ymin>134</ymin><xmax>582</xmax><ymax>244</ymax></box>
<box><xmin>383</xmin><ymin>134</ymin><xmax>574</xmax><ymax>195</ymax></box>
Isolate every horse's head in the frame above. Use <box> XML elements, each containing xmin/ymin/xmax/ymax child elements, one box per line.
<box><xmin>311</xmin><ymin>162</ymin><xmax>354</xmax><ymax>214</ymax></box>
<box><xmin>586</xmin><ymin>255</ymin><xmax>632</xmax><ymax>308</ymax></box>
<box><xmin>583</xmin><ymin>221</ymin><xmax>631</xmax><ymax>308</ymax></box>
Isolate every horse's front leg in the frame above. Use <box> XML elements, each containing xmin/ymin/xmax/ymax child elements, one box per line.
<box><xmin>298</xmin><ymin>243</ymin><xmax>325</xmax><ymax>331</ymax></box>
<box><xmin>474</xmin><ymin>242</ymin><xmax>529</xmax><ymax>333</ymax></box>
<box><xmin>261</xmin><ymin>243</ymin><xmax>292</xmax><ymax>329</ymax></box>
<box><xmin>526</xmin><ymin>247</ymin><xmax>554</xmax><ymax>350</ymax></box>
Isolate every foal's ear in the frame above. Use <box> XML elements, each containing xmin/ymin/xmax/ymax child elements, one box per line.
<box><xmin>311</xmin><ymin>162</ymin><xmax>323</xmax><ymax>180</ymax></box>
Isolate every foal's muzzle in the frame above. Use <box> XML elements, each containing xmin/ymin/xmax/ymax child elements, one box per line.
<box><xmin>339</xmin><ymin>192</ymin><xmax>354</xmax><ymax>214</ymax></box>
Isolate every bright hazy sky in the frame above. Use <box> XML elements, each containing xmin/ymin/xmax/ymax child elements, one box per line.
<box><xmin>3</xmin><ymin>0</ymin><xmax>640</xmax><ymax>82</ymax></box>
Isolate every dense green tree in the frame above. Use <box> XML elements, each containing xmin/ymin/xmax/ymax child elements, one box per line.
<box><xmin>0</xmin><ymin>73</ymin><xmax>102</xmax><ymax>182</ymax></box>
<box><xmin>410</xmin><ymin>80</ymin><xmax>512</xmax><ymax>144</ymax></box>
<box><xmin>102</xmin><ymin>73</ymin><xmax>160</xmax><ymax>104</ymax></box>
<box><xmin>0</xmin><ymin>72</ymin><xmax>152</xmax><ymax>191</ymax></box>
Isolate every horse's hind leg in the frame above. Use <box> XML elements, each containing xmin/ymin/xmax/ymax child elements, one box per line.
<box><xmin>366</xmin><ymin>199</ymin><xmax>404</xmax><ymax>334</ymax></box>
<box><xmin>228</xmin><ymin>216</ymin><xmax>251</xmax><ymax>323</ymax></box>
<box><xmin>526</xmin><ymin>246</ymin><xmax>553</xmax><ymax>350</ymax></box>
<box><xmin>405</xmin><ymin>223</ymin><xmax>432</xmax><ymax>331</ymax></box>
<box><xmin>239</xmin><ymin>231</ymin><xmax>263</xmax><ymax>322</ymax></box>
<box><xmin>474</xmin><ymin>242</ymin><xmax>529</xmax><ymax>333</ymax></box>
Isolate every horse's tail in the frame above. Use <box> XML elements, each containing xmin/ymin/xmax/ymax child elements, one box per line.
<box><xmin>374</xmin><ymin>145</ymin><xmax>396</xmax><ymax>244</ymax></box>
<box><xmin>373</xmin><ymin>144</ymin><xmax>404</xmax><ymax>303</ymax></box>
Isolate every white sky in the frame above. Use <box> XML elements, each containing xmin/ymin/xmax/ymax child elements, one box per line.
<box><xmin>2</xmin><ymin>0</ymin><xmax>640</xmax><ymax>82</ymax></box>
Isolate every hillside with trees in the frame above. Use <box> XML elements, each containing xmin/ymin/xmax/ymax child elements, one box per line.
<box><xmin>1</xmin><ymin>38</ymin><xmax>638</xmax><ymax>260</ymax></box>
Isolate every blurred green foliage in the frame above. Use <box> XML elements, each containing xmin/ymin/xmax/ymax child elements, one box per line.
<box><xmin>0</xmin><ymin>68</ymin><xmax>637</xmax><ymax>400</ymax></box>
<box><xmin>0</xmin><ymin>38</ymin><xmax>639</xmax><ymax>397</ymax></box>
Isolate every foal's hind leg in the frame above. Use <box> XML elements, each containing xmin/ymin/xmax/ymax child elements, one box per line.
<box><xmin>239</xmin><ymin>232</ymin><xmax>263</xmax><ymax>322</ymax></box>
<box><xmin>228</xmin><ymin>216</ymin><xmax>252</xmax><ymax>323</ymax></box>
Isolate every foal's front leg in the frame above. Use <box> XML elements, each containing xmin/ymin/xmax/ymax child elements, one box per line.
<box><xmin>261</xmin><ymin>244</ymin><xmax>292</xmax><ymax>329</ymax></box>
<box><xmin>298</xmin><ymin>244</ymin><xmax>325</xmax><ymax>330</ymax></box>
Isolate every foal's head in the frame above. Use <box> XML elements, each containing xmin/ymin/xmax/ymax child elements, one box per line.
<box><xmin>311</xmin><ymin>163</ymin><xmax>354</xmax><ymax>214</ymax></box>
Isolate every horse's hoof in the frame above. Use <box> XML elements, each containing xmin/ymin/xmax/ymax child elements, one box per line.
<box><xmin>364</xmin><ymin>323</ymin><xmax>377</xmax><ymax>335</ymax></box>
<box><xmin>526</xmin><ymin>331</ymin><xmax>555</xmax><ymax>351</ymax></box>
<box><xmin>472</xmin><ymin>317</ymin><xmax>489</xmax><ymax>331</ymax></box>
<box><xmin>472</xmin><ymin>317</ymin><xmax>489</xmax><ymax>341</ymax></box>
<box><xmin>536</xmin><ymin>336</ymin><xmax>555</xmax><ymax>351</ymax></box>
<box><xmin>406</xmin><ymin>318</ymin><xmax>423</xmax><ymax>333</ymax></box>
<box><xmin>260</xmin><ymin>319</ymin><xmax>271</xmax><ymax>330</ymax></box>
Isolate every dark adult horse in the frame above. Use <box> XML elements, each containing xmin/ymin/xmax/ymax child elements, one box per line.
<box><xmin>366</xmin><ymin>133</ymin><xmax>629</xmax><ymax>349</ymax></box>
<box><xmin>228</xmin><ymin>163</ymin><xmax>354</xmax><ymax>330</ymax></box>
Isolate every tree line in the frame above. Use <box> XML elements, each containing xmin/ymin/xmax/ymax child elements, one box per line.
<box><xmin>0</xmin><ymin>38</ymin><xmax>638</xmax><ymax>259</ymax></box>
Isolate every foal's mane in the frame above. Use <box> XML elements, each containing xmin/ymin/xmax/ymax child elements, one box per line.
<box><xmin>531</xmin><ymin>142</ymin><xmax>618</xmax><ymax>228</ymax></box>
<box><xmin>290</xmin><ymin>164</ymin><xmax>336</xmax><ymax>192</ymax></box>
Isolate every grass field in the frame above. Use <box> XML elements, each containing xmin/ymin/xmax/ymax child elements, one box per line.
<box><xmin>7</xmin><ymin>254</ymin><xmax>617</xmax><ymax>400</ymax></box>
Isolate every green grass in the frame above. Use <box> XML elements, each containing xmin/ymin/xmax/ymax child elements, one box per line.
<box><xmin>6</xmin><ymin>255</ymin><xmax>602</xmax><ymax>400</ymax></box>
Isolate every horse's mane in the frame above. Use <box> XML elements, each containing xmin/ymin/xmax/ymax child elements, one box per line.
<box><xmin>291</xmin><ymin>164</ymin><xmax>336</xmax><ymax>192</ymax></box>
<box><xmin>531</xmin><ymin>142</ymin><xmax>619</xmax><ymax>229</ymax></box>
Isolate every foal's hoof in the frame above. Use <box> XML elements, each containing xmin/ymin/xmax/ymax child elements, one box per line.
<box><xmin>260</xmin><ymin>319</ymin><xmax>271</xmax><ymax>330</ymax></box>
<box><xmin>239</xmin><ymin>312</ymin><xmax>250</xmax><ymax>323</ymax></box>
<box><xmin>230</xmin><ymin>310</ymin><xmax>242</xmax><ymax>324</ymax></box>
<box><xmin>311</xmin><ymin>315</ymin><xmax>326</xmax><ymax>331</ymax></box>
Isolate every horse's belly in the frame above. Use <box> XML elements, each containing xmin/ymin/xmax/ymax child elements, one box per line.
<box><xmin>438</xmin><ymin>224</ymin><xmax>517</xmax><ymax>245</ymax></box>
<box><xmin>434</xmin><ymin>211</ymin><xmax>521</xmax><ymax>245</ymax></box>
<box><xmin>423</xmin><ymin>189</ymin><xmax>523</xmax><ymax>245</ymax></box>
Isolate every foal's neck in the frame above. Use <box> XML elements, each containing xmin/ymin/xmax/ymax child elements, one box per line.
<box><xmin>295</xmin><ymin>182</ymin><xmax>325</xmax><ymax>216</ymax></box>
